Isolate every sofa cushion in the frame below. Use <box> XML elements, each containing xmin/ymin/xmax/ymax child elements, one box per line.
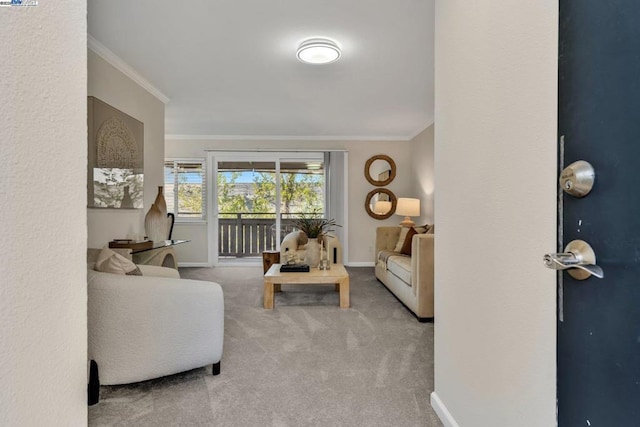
<box><xmin>393</xmin><ymin>227</ymin><xmax>410</xmax><ymax>252</ymax></box>
<box><xmin>399</xmin><ymin>227</ymin><xmax>418</xmax><ymax>256</ymax></box>
<box><xmin>387</xmin><ymin>255</ymin><xmax>412</xmax><ymax>285</ymax></box>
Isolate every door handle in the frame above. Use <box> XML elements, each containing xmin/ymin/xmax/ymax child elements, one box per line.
<box><xmin>543</xmin><ymin>239</ymin><xmax>604</xmax><ymax>280</ymax></box>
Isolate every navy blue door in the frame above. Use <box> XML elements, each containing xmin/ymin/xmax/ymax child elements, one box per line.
<box><xmin>558</xmin><ymin>1</ymin><xmax>640</xmax><ymax>425</ymax></box>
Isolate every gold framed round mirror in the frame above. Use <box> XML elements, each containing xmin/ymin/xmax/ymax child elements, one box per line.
<box><xmin>364</xmin><ymin>154</ymin><xmax>396</xmax><ymax>187</ymax></box>
<box><xmin>365</xmin><ymin>188</ymin><xmax>397</xmax><ymax>220</ymax></box>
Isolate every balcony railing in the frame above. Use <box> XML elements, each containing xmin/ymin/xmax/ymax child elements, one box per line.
<box><xmin>218</xmin><ymin>212</ymin><xmax>315</xmax><ymax>258</ymax></box>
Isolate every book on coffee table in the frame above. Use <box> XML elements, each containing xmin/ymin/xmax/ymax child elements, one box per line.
<box><xmin>280</xmin><ymin>263</ymin><xmax>310</xmax><ymax>273</ymax></box>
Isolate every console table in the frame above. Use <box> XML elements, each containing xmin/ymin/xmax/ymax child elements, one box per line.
<box><xmin>109</xmin><ymin>240</ymin><xmax>189</xmax><ymax>269</ymax></box>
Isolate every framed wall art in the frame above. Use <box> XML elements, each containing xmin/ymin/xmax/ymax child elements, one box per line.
<box><xmin>87</xmin><ymin>96</ymin><xmax>144</xmax><ymax>209</ymax></box>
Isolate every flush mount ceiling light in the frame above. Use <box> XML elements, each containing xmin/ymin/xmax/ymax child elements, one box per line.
<box><xmin>296</xmin><ymin>38</ymin><xmax>341</xmax><ymax>64</ymax></box>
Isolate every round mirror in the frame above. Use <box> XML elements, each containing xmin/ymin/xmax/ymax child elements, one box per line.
<box><xmin>365</xmin><ymin>189</ymin><xmax>397</xmax><ymax>219</ymax></box>
<box><xmin>364</xmin><ymin>154</ymin><xmax>396</xmax><ymax>186</ymax></box>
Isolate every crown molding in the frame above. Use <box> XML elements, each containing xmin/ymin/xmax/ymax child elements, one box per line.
<box><xmin>88</xmin><ymin>34</ymin><xmax>170</xmax><ymax>104</ymax></box>
<box><xmin>165</xmin><ymin>134</ymin><xmax>411</xmax><ymax>142</ymax></box>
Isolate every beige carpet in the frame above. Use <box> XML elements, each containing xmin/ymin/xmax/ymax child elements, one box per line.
<box><xmin>89</xmin><ymin>266</ymin><xmax>442</xmax><ymax>427</ymax></box>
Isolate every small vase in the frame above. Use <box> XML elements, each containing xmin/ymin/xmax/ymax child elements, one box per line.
<box><xmin>120</xmin><ymin>185</ymin><xmax>133</xmax><ymax>209</ymax></box>
<box><xmin>304</xmin><ymin>239</ymin><xmax>322</xmax><ymax>268</ymax></box>
<box><xmin>145</xmin><ymin>203</ymin><xmax>166</xmax><ymax>242</ymax></box>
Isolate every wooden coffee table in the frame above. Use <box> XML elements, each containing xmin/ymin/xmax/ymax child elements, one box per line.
<box><xmin>263</xmin><ymin>264</ymin><xmax>350</xmax><ymax>309</ymax></box>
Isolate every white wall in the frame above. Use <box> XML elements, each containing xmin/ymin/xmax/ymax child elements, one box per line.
<box><xmin>0</xmin><ymin>2</ymin><xmax>87</xmax><ymax>425</ymax></box>
<box><xmin>87</xmin><ymin>50</ymin><xmax>166</xmax><ymax>248</ymax></box>
<box><xmin>432</xmin><ymin>2</ymin><xmax>557</xmax><ymax>427</ymax></box>
<box><xmin>410</xmin><ymin>125</ymin><xmax>435</xmax><ymax>224</ymax></box>
<box><xmin>165</xmin><ymin>138</ymin><xmax>420</xmax><ymax>265</ymax></box>
<box><xmin>172</xmin><ymin>223</ymin><xmax>208</xmax><ymax>264</ymax></box>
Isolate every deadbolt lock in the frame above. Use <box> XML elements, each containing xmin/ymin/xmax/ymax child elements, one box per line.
<box><xmin>560</xmin><ymin>160</ymin><xmax>595</xmax><ymax>197</ymax></box>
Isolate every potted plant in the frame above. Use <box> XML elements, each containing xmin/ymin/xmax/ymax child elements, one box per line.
<box><xmin>291</xmin><ymin>214</ymin><xmax>338</xmax><ymax>242</ymax></box>
<box><xmin>291</xmin><ymin>211</ymin><xmax>340</xmax><ymax>266</ymax></box>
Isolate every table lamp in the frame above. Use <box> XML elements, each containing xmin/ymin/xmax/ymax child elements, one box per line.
<box><xmin>396</xmin><ymin>198</ymin><xmax>420</xmax><ymax>227</ymax></box>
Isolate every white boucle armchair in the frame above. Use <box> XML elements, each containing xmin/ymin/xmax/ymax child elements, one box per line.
<box><xmin>87</xmin><ymin>265</ymin><xmax>224</xmax><ymax>386</ymax></box>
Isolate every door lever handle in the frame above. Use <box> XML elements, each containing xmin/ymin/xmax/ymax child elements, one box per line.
<box><xmin>543</xmin><ymin>240</ymin><xmax>604</xmax><ymax>280</ymax></box>
<box><xmin>543</xmin><ymin>253</ymin><xmax>604</xmax><ymax>278</ymax></box>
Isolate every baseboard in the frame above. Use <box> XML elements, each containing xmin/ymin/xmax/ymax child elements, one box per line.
<box><xmin>178</xmin><ymin>262</ymin><xmax>211</xmax><ymax>267</ymax></box>
<box><xmin>346</xmin><ymin>262</ymin><xmax>375</xmax><ymax>267</ymax></box>
<box><xmin>430</xmin><ymin>392</ymin><xmax>460</xmax><ymax>427</ymax></box>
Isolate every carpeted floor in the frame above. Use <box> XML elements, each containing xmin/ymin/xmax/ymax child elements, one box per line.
<box><xmin>89</xmin><ymin>266</ymin><xmax>442</xmax><ymax>427</ymax></box>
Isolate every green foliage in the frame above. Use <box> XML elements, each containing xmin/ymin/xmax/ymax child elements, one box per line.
<box><xmin>217</xmin><ymin>172</ymin><xmax>248</xmax><ymax>218</ymax></box>
<box><xmin>291</xmin><ymin>210</ymin><xmax>339</xmax><ymax>240</ymax></box>
<box><xmin>177</xmin><ymin>184</ymin><xmax>202</xmax><ymax>215</ymax></box>
<box><xmin>217</xmin><ymin>170</ymin><xmax>324</xmax><ymax>218</ymax></box>
<box><xmin>251</xmin><ymin>172</ymin><xmax>276</xmax><ymax>214</ymax></box>
<box><xmin>280</xmin><ymin>172</ymin><xmax>323</xmax><ymax>214</ymax></box>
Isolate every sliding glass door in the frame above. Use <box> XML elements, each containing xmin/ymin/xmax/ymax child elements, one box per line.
<box><xmin>210</xmin><ymin>152</ymin><xmax>325</xmax><ymax>264</ymax></box>
<box><xmin>279</xmin><ymin>158</ymin><xmax>325</xmax><ymax>235</ymax></box>
<box><xmin>217</xmin><ymin>160</ymin><xmax>277</xmax><ymax>260</ymax></box>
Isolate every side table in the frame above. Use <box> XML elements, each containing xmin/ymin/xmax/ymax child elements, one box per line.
<box><xmin>262</xmin><ymin>250</ymin><xmax>280</xmax><ymax>273</ymax></box>
<box><xmin>262</xmin><ymin>250</ymin><xmax>281</xmax><ymax>292</ymax></box>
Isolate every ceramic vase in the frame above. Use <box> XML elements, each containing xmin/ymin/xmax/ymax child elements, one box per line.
<box><xmin>154</xmin><ymin>186</ymin><xmax>167</xmax><ymax>216</ymax></box>
<box><xmin>120</xmin><ymin>185</ymin><xmax>133</xmax><ymax>208</ymax></box>
<box><xmin>153</xmin><ymin>185</ymin><xmax>173</xmax><ymax>238</ymax></box>
<box><xmin>145</xmin><ymin>203</ymin><xmax>166</xmax><ymax>242</ymax></box>
<box><xmin>304</xmin><ymin>239</ymin><xmax>322</xmax><ymax>268</ymax></box>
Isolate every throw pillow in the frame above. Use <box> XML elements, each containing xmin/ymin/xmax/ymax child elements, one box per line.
<box><xmin>393</xmin><ymin>227</ymin><xmax>410</xmax><ymax>252</ymax></box>
<box><xmin>297</xmin><ymin>231</ymin><xmax>309</xmax><ymax>246</ymax></box>
<box><xmin>426</xmin><ymin>224</ymin><xmax>435</xmax><ymax>234</ymax></box>
<box><xmin>414</xmin><ymin>224</ymin><xmax>430</xmax><ymax>234</ymax></box>
<box><xmin>400</xmin><ymin>227</ymin><xmax>418</xmax><ymax>256</ymax></box>
<box><xmin>95</xmin><ymin>247</ymin><xmax>142</xmax><ymax>275</ymax></box>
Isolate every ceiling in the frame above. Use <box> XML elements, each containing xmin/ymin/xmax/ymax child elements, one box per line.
<box><xmin>88</xmin><ymin>0</ymin><xmax>434</xmax><ymax>140</ymax></box>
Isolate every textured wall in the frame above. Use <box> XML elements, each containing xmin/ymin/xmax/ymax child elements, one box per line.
<box><xmin>0</xmin><ymin>1</ymin><xmax>87</xmax><ymax>425</ymax></box>
<box><xmin>87</xmin><ymin>50</ymin><xmax>166</xmax><ymax>248</ymax></box>
<box><xmin>165</xmin><ymin>138</ymin><xmax>418</xmax><ymax>264</ymax></box>
<box><xmin>432</xmin><ymin>1</ymin><xmax>557</xmax><ymax>426</ymax></box>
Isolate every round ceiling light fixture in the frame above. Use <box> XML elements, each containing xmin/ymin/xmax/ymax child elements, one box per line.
<box><xmin>296</xmin><ymin>38</ymin><xmax>341</xmax><ymax>64</ymax></box>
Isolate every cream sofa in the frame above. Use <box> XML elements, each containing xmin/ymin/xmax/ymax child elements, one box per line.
<box><xmin>375</xmin><ymin>227</ymin><xmax>434</xmax><ymax>321</ymax></box>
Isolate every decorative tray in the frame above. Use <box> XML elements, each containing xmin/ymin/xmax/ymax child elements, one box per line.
<box><xmin>280</xmin><ymin>263</ymin><xmax>310</xmax><ymax>273</ymax></box>
<box><xmin>108</xmin><ymin>240</ymin><xmax>154</xmax><ymax>250</ymax></box>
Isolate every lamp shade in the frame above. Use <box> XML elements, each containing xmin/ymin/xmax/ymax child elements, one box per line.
<box><xmin>396</xmin><ymin>198</ymin><xmax>420</xmax><ymax>217</ymax></box>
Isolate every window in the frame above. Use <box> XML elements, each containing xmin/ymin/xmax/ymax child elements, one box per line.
<box><xmin>279</xmin><ymin>160</ymin><xmax>325</xmax><ymax>218</ymax></box>
<box><xmin>164</xmin><ymin>159</ymin><xmax>206</xmax><ymax>221</ymax></box>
